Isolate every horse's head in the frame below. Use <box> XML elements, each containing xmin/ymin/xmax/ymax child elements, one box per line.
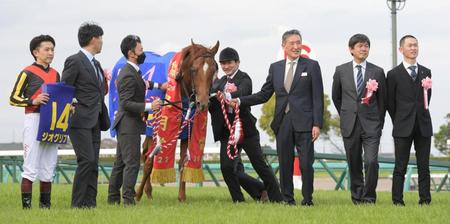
<box><xmin>178</xmin><ymin>40</ymin><xmax>219</xmax><ymax>111</ymax></box>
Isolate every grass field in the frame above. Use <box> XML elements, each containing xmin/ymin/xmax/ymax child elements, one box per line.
<box><xmin>0</xmin><ymin>184</ymin><xmax>449</xmax><ymax>224</ymax></box>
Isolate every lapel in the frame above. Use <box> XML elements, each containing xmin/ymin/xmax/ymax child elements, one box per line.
<box><xmin>417</xmin><ymin>63</ymin><xmax>430</xmax><ymax>84</ymax></box>
<box><xmin>359</xmin><ymin>62</ymin><xmax>376</xmax><ymax>98</ymax></box>
<box><xmin>290</xmin><ymin>57</ymin><xmax>306</xmax><ymax>92</ymax></box>
<box><xmin>128</xmin><ymin>64</ymin><xmax>145</xmax><ymax>91</ymax></box>
<box><xmin>78</xmin><ymin>51</ymin><xmax>101</xmax><ymax>90</ymax></box>
<box><xmin>344</xmin><ymin>62</ymin><xmax>358</xmax><ymax>99</ymax></box>
<box><xmin>398</xmin><ymin>63</ymin><xmax>416</xmax><ymax>85</ymax></box>
<box><xmin>277</xmin><ymin>60</ymin><xmax>287</xmax><ymax>92</ymax></box>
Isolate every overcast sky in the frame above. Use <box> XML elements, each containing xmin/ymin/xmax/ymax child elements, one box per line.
<box><xmin>1</xmin><ymin>0</ymin><xmax>449</xmax><ymax>155</ymax></box>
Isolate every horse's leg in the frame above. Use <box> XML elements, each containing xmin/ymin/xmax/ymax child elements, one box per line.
<box><xmin>135</xmin><ymin>137</ymin><xmax>153</xmax><ymax>201</ymax></box>
<box><xmin>178</xmin><ymin>139</ymin><xmax>189</xmax><ymax>202</ymax></box>
<box><xmin>144</xmin><ymin>159</ymin><xmax>154</xmax><ymax>199</ymax></box>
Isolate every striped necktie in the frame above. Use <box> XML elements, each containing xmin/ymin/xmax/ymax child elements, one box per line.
<box><xmin>356</xmin><ymin>65</ymin><xmax>364</xmax><ymax>95</ymax></box>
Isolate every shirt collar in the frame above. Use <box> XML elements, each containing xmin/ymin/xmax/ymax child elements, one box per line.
<box><xmin>402</xmin><ymin>61</ymin><xmax>418</xmax><ymax>70</ymax></box>
<box><xmin>127</xmin><ymin>61</ymin><xmax>140</xmax><ymax>72</ymax></box>
<box><xmin>226</xmin><ymin>69</ymin><xmax>239</xmax><ymax>80</ymax></box>
<box><xmin>32</xmin><ymin>62</ymin><xmax>50</xmax><ymax>72</ymax></box>
<box><xmin>80</xmin><ymin>48</ymin><xmax>95</xmax><ymax>62</ymax></box>
<box><xmin>352</xmin><ymin>60</ymin><xmax>367</xmax><ymax>69</ymax></box>
<box><xmin>286</xmin><ymin>57</ymin><xmax>299</xmax><ymax>65</ymax></box>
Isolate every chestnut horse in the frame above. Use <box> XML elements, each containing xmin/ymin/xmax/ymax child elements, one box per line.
<box><xmin>135</xmin><ymin>40</ymin><xmax>219</xmax><ymax>202</ymax></box>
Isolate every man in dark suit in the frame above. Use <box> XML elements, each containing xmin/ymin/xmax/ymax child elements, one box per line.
<box><xmin>231</xmin><ymin>30</ymin><xmax>324</xmax><ymax>206</ymax></box>
<box><xmin>332</xmin><ymin>34</ymin><xmax>386</xmax><ymax>204</ymax></box>
<box><xmin>107</xmin><ymin>35</ymin><xmax>162</xmax><ymax>206</ymax></box>
<box><xmin>209</xmin><ymin>47</ymin><xmax>283</xmax><ymax>203</ymax></box>
<box><xmin>387</xmin><ymin>35</ymin><xmax>433</xmax><ymax>206</ymax></box>
<box><xmin>62</xmin><ymin>22</ymin><xmax>110</xmax><ymax>208</ymax></box>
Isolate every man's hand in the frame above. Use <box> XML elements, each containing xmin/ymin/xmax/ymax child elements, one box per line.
<box><xmin>312</xmin><ymin>126</ymin><xmax>321</xmax><ymax>142</ymax></box>
<box><xmin>160</xmin><ymin>82</ymin><xmax>168</xmax><ymax>91</ymax></box>
<box><xmin>32</xmin><ymin>93</ymin><xmax>49</xmax><ymax>105</ymax></box>
<box><xmin>151</xmin><ymin>99</ymin><xmax>162</xmax><ymax>111</ymax></box>
<box><xmin>228</xmin><ymin>98</ymin><xmax>239</xmax><ymax>108</ymax></box>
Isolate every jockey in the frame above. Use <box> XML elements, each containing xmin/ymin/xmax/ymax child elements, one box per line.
<box><xmin>9</xmin><ymin>35</ymin><xmax>60</xmax><ymax>209</ymax></box>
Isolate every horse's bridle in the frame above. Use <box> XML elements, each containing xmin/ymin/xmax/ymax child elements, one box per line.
<box><xmin>177</xmin><ymin>52</ymin><xmax>218</xmax><ymax>103</ymax></box>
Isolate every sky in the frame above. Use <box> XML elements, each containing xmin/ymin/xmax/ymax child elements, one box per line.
<box><xmin>1</xmin><ymin>0</ymin><xmax>449</xmax><ymax>155</ymax></box>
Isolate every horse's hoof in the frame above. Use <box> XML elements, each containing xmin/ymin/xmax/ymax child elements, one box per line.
<box><xmin>178</xmin><ymin>195</ymin><xmax>186</xmax><ymax>202</ymax></box>
<box><xmin>135</xmin><ymin>194</ymin><xmax>142</xmax><ymax>202</ymax></box>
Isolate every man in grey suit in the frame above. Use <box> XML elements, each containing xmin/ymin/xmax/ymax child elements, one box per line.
<box><xmin>107</xmin><ymin>35</ymin><xmax>162</xmax><ymax>206</ymax></box>
<box><xmin>332</xmin><ymin>34</ymin><xmax>386</xmax><ymax>204</ymax></box>
<box><xmin>231</xmin><ymin>29</ymin><xmax>324</xmax><ymax>206</ymax></box>
<box><xmin>62</xmin><ymin>22</ymin><xmax>110</xmax><ymax>208</ymax></box>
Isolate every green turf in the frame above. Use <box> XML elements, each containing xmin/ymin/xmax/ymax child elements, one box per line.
<box><xmin>0</xmin><ymin>184</ymin><xmax>449</xmax><ymax>224</ymax></box>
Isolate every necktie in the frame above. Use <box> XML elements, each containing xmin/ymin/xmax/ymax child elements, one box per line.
<box><xmin>284</xmin><ymin>61</ymin><xmax>295</xmax><ymax>113</ymax></box>
<box><xmin>356</xmin><ymin>65</ymin><xmax>364</xmax><ymax>96</ymax></box>
<box><xmin>92</xmin><ymin>58</ymin><xmax>102</xmax><ymax>84</ymax></box>
<box><xmin>408</xmin><ymin>65</ymin><xmax>417</xmax><ymax>81</ymax></box>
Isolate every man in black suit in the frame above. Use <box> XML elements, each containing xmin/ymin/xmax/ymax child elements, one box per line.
<box><xmin>107</xmin><ymin>35</ymin><xmax>162</xmax><ymax>206</ymax></box>
<box><xmin>231</xmin><ymin>30</ymin><xmax>324</xmax><ymax>206</ymax></box>
<box><xmin>332</xmin><ymin>34</ymin><xmax>386</xmax><ymax>204</ymax></box>
<box><xmin>209</xmin><ymin>47</ymin><xmax>283</xmax><ymax>203</ymax></box>
<box><xmin>387</xmin><ymin>35</ymin><xmax>433</xmax><ymax>206</ymax></box>
<box><xmin>62</xmin><ymin>22</ymin><xmax>110</xmax><ymax>208</ymax></box>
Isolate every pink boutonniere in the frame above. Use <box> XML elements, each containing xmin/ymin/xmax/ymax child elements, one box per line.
<box><xmin>225</xmin><ymin>82</ymin><xmax>237</xmax><ymax>93</ymax></box>
<box><xmin>421</xmin><ymin>77</ymin><xmax>432</xmax><ymax>110</ymax></box>
<box><xmin>361</xmin><ymin>79</ymin><xmax>378</xmax><ymax>105</ymax></box>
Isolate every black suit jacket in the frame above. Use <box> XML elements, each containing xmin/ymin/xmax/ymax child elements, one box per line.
<box><xmin>62</xmin><ymin>51</ymin><xmax>110</xmax><ymax>130</ymax></box>
<box><xmin>387</xmin><ymin>63</ymin><xmax>432</xmax><ymax>137</ymax></box>
<box><xmin>112</xmin><ymin>63</ymin><xmax>147</xmax><ymax>135</ymax></box>
<box><xmin>209</xmin><ymin>70</ymin><xmax>258</xmax><ymax>142</ymax></box>
<box><xmin>332</xmin><ymin>61</ymin><xmax>386</xmax><ymax>137</ymax></box>
<box><xmin>239</xmin><ymin>58</ymin><xmax>324</xmax><ymax>135</ymax></box>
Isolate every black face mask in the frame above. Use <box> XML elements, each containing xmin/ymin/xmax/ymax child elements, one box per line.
<box><xmin>137</xmin><ymin>52</ymin><xmax>146</xmax><ymax>65</ymax></box>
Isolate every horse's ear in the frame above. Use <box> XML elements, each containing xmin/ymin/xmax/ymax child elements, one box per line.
<box><xmin>210</xmin><ymin>41</ymin><xmax>220</xmax><ymax>55</ymax></box>
<box><xmin>191</xmin><ymin>39</ymin><xmax>195</xmax><ymax>46</ymax></box>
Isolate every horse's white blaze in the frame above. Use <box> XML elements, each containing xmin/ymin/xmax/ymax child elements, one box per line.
<box><xmin>202</xmin><ymin>63</ymin><xmax>209</xmax><ymax>74</ymax></box>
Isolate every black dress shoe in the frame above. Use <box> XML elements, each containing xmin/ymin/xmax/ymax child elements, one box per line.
<box><xmin>419</xmin><ymin>200</ymin><xmax>431</xmax><ymax>206</ymax></box>
<box><xmin>393</xmin><ymin>201</ymin><xmax>405</xmax><ymax>206</ymax></box>
<box><xmin>301</xmin><ymin>201</ymin><xmax>314</xmax><ymax>206</ymax></box>
<box><xmin>363</xmin><ymin>199</ymin><xmax>376</xmax><ymax>205</ymax></box>
<box><xmin>285</xmin><ymin>201</ymin><xmax>296</xmax><ymax>206</ymax></box>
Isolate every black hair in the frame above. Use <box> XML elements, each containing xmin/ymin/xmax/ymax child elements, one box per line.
<box><xmin>29</xmin><ymin>35</ymin><xmax>55</xmax><ymax>60</ymax></box>
<box><xmin>120</xmin><ymin>35</ymin><xmax>141</xmax><ymax>59</ymax></box>
<box><xmin>78</xmin><ymin>22</ymin><xmax>104</xmax><ymax>47</ymax></box>
<box><xmin>399</xmin><ymin>35</ymin><xmax>417</xmax><ymax>47</ymax></box>
<box><xmin>348</xmin><ymin>34</ymin><xmax>370</xmax><ymax>49</ymax></box>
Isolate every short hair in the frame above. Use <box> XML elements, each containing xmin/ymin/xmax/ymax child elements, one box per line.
<box><xmin>399</xmin><ymin>35</ymin><xmax>417</xmax><ymax>46</ymax></box>
<box><xmin>29</xmin><ymin>35</ymin><xmax>55</xmax><ymax>60</ymax></box>
<box><xmin>120</xmin><ymin>35</ymin><xmax>141</xmax><ymax>59</ymax></box>
<box><xmin>78</xmin><ymin>22</ymin><xmax>104</xmax><ymax>47</ymax></box>
<box><xmin>282</xmin><ymin>29</ymin><xmax>302</xmax><ymax>45</ymax></box>
<box><xmin>348</xmin><ymin>34</ymin><xmax>370</xmax><ymax>49</ymax></box>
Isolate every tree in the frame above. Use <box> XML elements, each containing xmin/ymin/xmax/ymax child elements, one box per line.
<box><xmin>259</xmin><ymin>94</ymin><xmax>341</xmax><ymax>150</ymax></box>
<box><xmin>434</xmin><ymin>113</ymin><xmax>450</xmax><ymax>155</ymax></box>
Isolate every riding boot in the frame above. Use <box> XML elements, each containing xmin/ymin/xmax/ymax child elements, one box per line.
<box><xmin>21</xmin><ymin>178</ymin><xmax>33</xmax><ymax>209</ymax></box>
<box><xmin>22</xmin><ymin>193</ymin><xmax>32</xmax><ymax>209</ymax></box>
<box><xmin>39</xmin><ymin>192</ymin><xmax>51</xmax><ymax>209</ymax></box>
<box><xmin>39</xmin><ymin>181</ymin><xmax>52</xmax><ymax>209</ymax></box>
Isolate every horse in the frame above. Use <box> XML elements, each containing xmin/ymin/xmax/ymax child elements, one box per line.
<box><xmin>135</xmin><ymin>40</ymin><xmax>219</xmax><ymax>202</ymax></box>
